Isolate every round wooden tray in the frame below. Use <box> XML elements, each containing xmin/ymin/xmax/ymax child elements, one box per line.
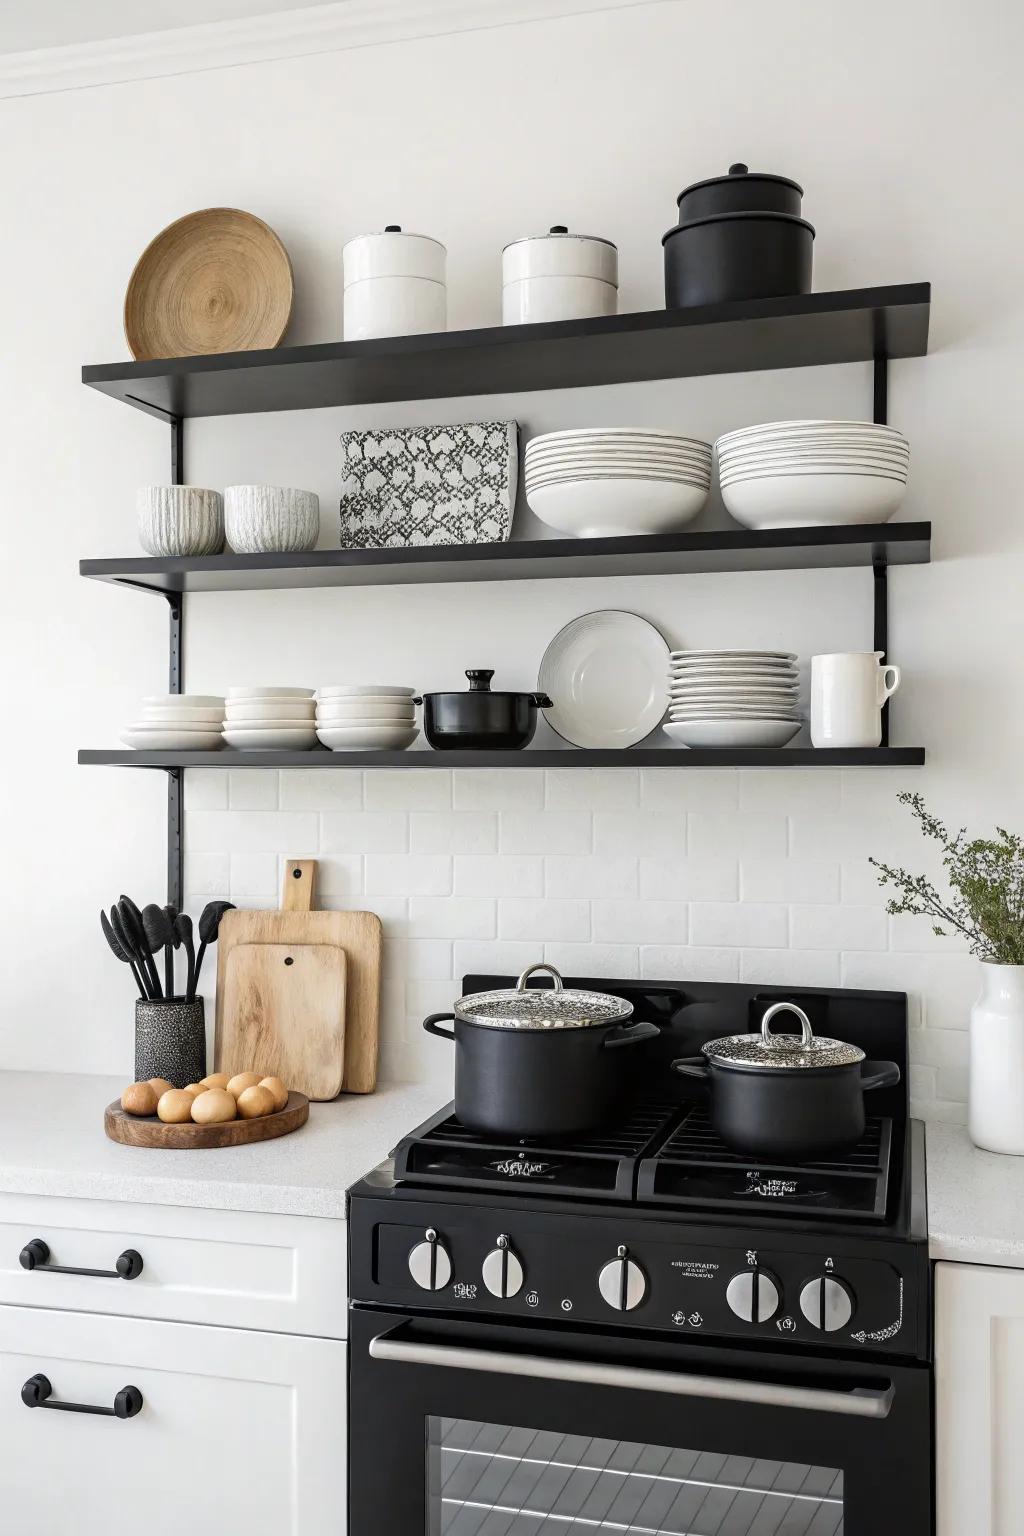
<box><xmin>104</xmin><ymin>1091</ymin><xmax>309</xmax><ymax>1149</ymax></box>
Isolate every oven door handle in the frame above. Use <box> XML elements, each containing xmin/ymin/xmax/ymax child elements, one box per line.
<box><xmin>368</xmin><ymin>1329</ymin><xmax>894</xmax><ymax>1420</ymax></box>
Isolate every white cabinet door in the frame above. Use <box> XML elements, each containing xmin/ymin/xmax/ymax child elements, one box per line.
<box><xmin>936</xmin><ymin>1260</ymin><xmax>1024</xmax><ymax>1535</ymax></box>
<box><xmin>0</xmin><ymin>1303</ymin><xmax>346</xmax><ymax>1536</ymax></box>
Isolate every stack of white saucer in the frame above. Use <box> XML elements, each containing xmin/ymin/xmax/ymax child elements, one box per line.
<box><xmin>316</xmin><ymin>687</ymin><xmax>419</xmax><ymax>751</ymax></box>
<box><xmin>122</xmin><ymin>694</ymin><xmax>225</xmax><ymax>750</ymax></box>
<box><xmin>665</xmin><ymin>650</ymin><xmax>802</xmax><ymax>749</ymax></box>
<box><xmin>223</xmin><ymin>688</ymin><xmax>317</xmax><ymax>750</ymax></box>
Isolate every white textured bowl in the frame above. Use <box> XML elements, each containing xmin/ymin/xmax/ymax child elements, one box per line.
<box><xmin>225</xmin><ymin>486</ymin><xmax>319</xmax><ymax>554</ymax></box>
<box><xmin>224</xmin><ymin>700</ymin><xmax>317</xmax><ymax>721</ymax></box>
<box><xmin>317</xmin><ymin>723</ymin><xmax>419</xmax><ymax>751</ymax></box>
<box><xmin>527</xmin><ymin>478</ymin><xmax>709</xmax><ymax>538</ymax></box>
<box><xmin>721</xmin><ymin>471</ymin><xmax>907</xmax><ymax>528</ymax></box>
<box><xmin>717</xmin><ymin>419</ymin><xmax>908</xmax><ymax>445</ymax></box>
<box><xmin>223</xmin><ymin>725</ymin><xmax>318</xmax><ymax>750</ymax></box>
<box><xmin>664</xmin><ymin>718</ymin><xmax>801</xmax><ymax>748</ymax></box>
<box><xmin>316</xmin><ymin>702</ymin><xmax>416</xmax><ymax>721</ymax></box>
<box><xmin>317</xmin><ymin>685</ymin><xmax>417</xmax><ymax>699</ymax></box>
<box><xmin>138</xmin><ymin>486</ymin><xmax>224</xmax><ymax>557</ymax></box>
<box><xmin>227</xmin><ymin>686</ymin><xmax>315</xmax><ymax>699</ymax></box>
<box><xmin>122</xmin><ymin>727</ymin><xmax>224</xmax><ymax>750</ymax></box>
<box><xmin>530</xmin><ymin>429</ymin><xmax>711</xmax><ymax>450</ymax></box>
<box><xmin>143</xmin><ymin>694</ymin><xmax>224</xmax><ymax>709</ymax></box>
<box><xmin>140</xmin><ymin>707</ymin><xmax>225</xmax><ymax>724</ymax></box>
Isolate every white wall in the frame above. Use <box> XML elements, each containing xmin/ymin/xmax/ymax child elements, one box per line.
<box><xmin>2</xmin><ymin>0</ymin><xmax>1022</xmax><ymax>1121</ymax></box>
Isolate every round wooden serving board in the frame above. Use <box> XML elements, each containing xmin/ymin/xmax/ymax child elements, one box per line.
<box><xmin>104</xmin><ymin>1091</ymin><xmax>309</xmax><ymax>1149</ymax></box>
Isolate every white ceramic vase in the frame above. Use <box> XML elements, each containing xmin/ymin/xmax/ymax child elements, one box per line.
<box><xmin>138</xmin><ymin>486</ymin><xmax>224</xmax><ymax>556</ymax></box>
<box><xmin>224</xmin><ymin>486</ymin><xmax>319</xmax><ymax>553</ymax></box>
<box><xmin>969</xmin><ymin>962</ymin><xmax>1024</xmax><ymax>1155</ymax></box>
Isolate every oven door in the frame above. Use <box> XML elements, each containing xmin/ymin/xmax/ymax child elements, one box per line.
<box><xmin>349</xmin><ymin>1308</ymin><xmax>930</xmax><ymax>1536</ymax></box>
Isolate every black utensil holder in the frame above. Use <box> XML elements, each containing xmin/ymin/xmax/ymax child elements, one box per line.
<box><xmin>134</xmin><ymin>998</ymin><xmax>206</xmax><ymax>1087</ymax></box>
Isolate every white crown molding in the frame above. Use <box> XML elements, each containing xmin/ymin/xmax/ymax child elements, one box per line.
<box><xmin>0</xmin><ymin>0</ymin><xmax>663</xmax><ymax>99</ymax></box>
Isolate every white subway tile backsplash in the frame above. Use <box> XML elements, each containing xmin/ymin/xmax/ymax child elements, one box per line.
<box><xmin>741</xmin><ymin>860</ymin><xmax>840</xmax><ymax>904</ymax></box>
<box><xmin>640</xmin><ymin>945</ymin><xmax>740</xmax><ymax>982</ymax></box>
<box><xmin>840</xmin><ymin>861</ymin><xmax>887</xmax><ymax>905</ymax></box>
<box><xmin>546</xmin><ymin>855</ymin><xmax>638</xmax><ymax>898</ymax></box>
<box><xmin>408</xmin><ymin>896</ymin><xmax>495</xmax><ymax>939</ymax></box>
<box><xmin>321</xmin><ymin>811</ymin><xmax>408</xmax><ymax>853</ymax></box>
<box><xmin>594</xmin><ymin>811</ymin><xmax>686</xmax><ymax>857</ymax></box>
<box><xmin>592</xmin><ymin>899</ymin><xmax>688</xmax><ymax>945</ymax></box>
<box><xmin>739</xmin><ymin>769</ymin><xmax>841</xmax><ymax>814</ymax></box>
<box><xmin>453</xmin><ymin>939</ymin><xmax>538</xmax><ymax>978</ymax></box>
<box><xmin>453</xmin><ymin>769</ymin><xmax>544</xmax><ymax>811</ymax></box>
<box><xmin>229</xmin><ymin>850</ymin><xmax>280</xmax><ymax>899</ymax></box>
<box><xmin>183</xmin><ymin>851</ymin><xmax>230</xmax><ymax>894</ymax></box>
<box><xmin>500</xmin><ymin>811</ymin><xmax>592</xmax><ymax>856</ymax></box>
<box><xmin>184</xmin><ymin>771</ymin><xmax>228</xmax><ymax>811</ymax></box>
<box><xmin>455</xmin><ymin>855</ymin><xmax>544</xmax><ymax>897</ymax></box>
<box><xmin>410</xmin><ymin>812</ymin><xmax>498</xmax><ymax>854</ymax></box>
<box><xmin>641</xmin><ymin>770</ymin><xmax>738</xmax><ymax>813</ymax></box>
<box><xmin>228</xmin><ymin>770</ymin><xmax>278</xmax><ymax>811</ymax></box>
<box><xmin>499</xmin><ymin>898</ymin><xmax>590</xmax><ymax>942</ymax></box>
<box><xmin>640</xmin><ymin>858</ymin><xmax>738</xmax><ymax>902</ymax></box>
<box><xmin>280</xmin><ymin>770</ymin><xmax>363</xmax><ymax>810</ymax></box>
<box><xmin>691</xmin><ymin>902</ymin><xmax>787</xmax><ymax>948</ymax></box>
<box><xmin>688</xmin><ymin>812</ymin><xmax>787</xmax><ymax>860</ymax></box>
<box><xmin>366</xmin><ymin>855</ymin><xmax>452</xmax><ymax>896</ymax></box>
<box><xmin>314</xmin><ymin>855</ymin><xmax>364</xmax><ymax>899</ymax></box>
<box><xmin>543</xmin><ymin>942</ymin><xmax>640</xmax><ymax>979</ymax></box>
<box><xmin>790</xmin><ymin>904</ymin><xmax>887</xmax><ymax>951</ymax></box>
<box><xmin>546</xmin><ymin>768</ymin><xmax>640</xmax><ymax>809</ymax></box>
<box><xmin>365</xmin><ymin>769</ymin><xmax>451</xmax><ymax>811</ymax></box>
<box><xmin>388</xmin><ymin>937</ymin><xmax>454</xmax><ymax>979</ymax></box>
<box><xmin>740</xmin><ymin>949</ymin><xmax>842</xmax><ymax>987</ymax></box>
<box><xmin>188</xmin><ymin>810</ymin><xmax>317</xmax><ymax>853</ymax></box>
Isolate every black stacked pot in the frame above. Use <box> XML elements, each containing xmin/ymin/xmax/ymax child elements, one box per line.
<box><xmin>663</xmin><ymin>162</ymin><xmax>814</xmax><ymax>308</ymax></box>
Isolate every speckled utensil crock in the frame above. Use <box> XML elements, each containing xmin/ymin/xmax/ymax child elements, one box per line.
<box><xmin>225</xmin><ymin>485</ymin><xmax>320</xmax><ymax>553</ymax></box>
<box><xmin>135</xmin><ymin>998</ymin><xmax>206</xmax><ymax>1087</ymax></box>
<box><xmin>137</xmin><ymin>486</ymin><xmax>225</xmax><ymax>556</ymax></box>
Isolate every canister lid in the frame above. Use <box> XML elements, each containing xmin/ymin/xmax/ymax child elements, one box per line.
<box><xmin>343</xmin><ymin>228</ymin><xmax>446</xmax><ymax>286</ymax></box>
<box><xmin>502</xmin><ymin>228</ymin><xmax>618</xmax><ymax>286</ymax></box>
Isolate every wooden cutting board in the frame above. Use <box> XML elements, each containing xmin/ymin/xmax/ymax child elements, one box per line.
<box><xmin>221</xmin><ymin>943</ymin><xmax>347</xmax><ymax>1099</ymax></box>
<box><xmin>215</xmin><ymin>860</ymin><xmax>382</xmax><ymax>1097</ymax></box>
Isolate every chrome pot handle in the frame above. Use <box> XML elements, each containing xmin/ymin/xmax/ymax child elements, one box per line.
<box><xmin>761</xmin><ymin>1000</ymin><xmax>813</xmax><ymax>1048</ymax></box>
<box><xmin>516</xmin><ymin>963</ymin><xmax>563</xmax><ymax>993</ymax></box>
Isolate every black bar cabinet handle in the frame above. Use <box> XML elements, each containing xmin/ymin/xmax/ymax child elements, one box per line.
<box><xmin>19</xmin><ymin>1238</ymin><xmax>144</xmax><ymax>1281</ymax></box>
<box><xmin>21</xmin><ymin>1374</ymin><xmax>143</xmax><ymax>1419</ymax></box>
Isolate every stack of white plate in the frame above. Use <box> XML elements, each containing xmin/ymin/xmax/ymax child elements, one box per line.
<box><xmin>665</xmin><ymin>650</ymin><xmax>802</xmax><ymax>749</ymax></box>
<box><xmin>716</xmin><ymin>420</ymin><xmax>910</xmax><ymax>529</ymax></box>
<box><xmin>223</xmin><ymin>687</ymin><xmax>317</xmax><ymax>750</ymax></box>
<box><xmin>121</xmin><ymin>694</ymin><xmax>225</xmax><ymax>750</ymax></box>
<box><xmin>524</xmin><ymin>429</ymin><xmax>712</xmax><ymax>538</ymax></box>
<box><xmin>316</xmin><ymin>686</ymin><xmax>419</xmax><ymax>751</ymax></box>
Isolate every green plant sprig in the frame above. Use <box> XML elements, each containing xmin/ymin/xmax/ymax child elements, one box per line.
<box><xmin>869</xmin><ymin>792</ymin><xmax>1024</xmax><ymax>965</ymax></box>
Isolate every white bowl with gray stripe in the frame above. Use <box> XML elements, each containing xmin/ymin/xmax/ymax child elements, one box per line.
<box><xmin>225</xmin><ymin>485</ymin><xmax>319</xmax><ymax>554</ymax></box>
<box><xmin>138</xmin><ymin>486</ymin><xmax>224</xmax><ymax>557</ymax></box>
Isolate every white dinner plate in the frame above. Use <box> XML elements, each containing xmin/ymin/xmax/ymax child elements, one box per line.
<box><xmin>317</xmin><ymin>685</ymin><xmax>417</xmax><ymax>699</ymax></box>
<box><xmin>530</xmin><ymin>429</ymin><xmax>712</xmax><ymax>448</ymax></box>
<box><xmin>669</xmin><ymin>649</ymin><xmax>797</xmax><ymax>663</ymax></box>
<box><xmin>226</xmin><ymin>686</ymin><xmax>314</xmax><ymax>699</ymax></box>
<box><xmin>317</xmin><ymin>724</ymin><xmax>419</xmax><ymax>751</ymax></box>
<box><xmin>121</xmin><ymin>728</ymin><xmax>224</xmax><ymax>750</ymax></box>
<box><xmin>717</xmin><ymin>419</ymin><xmax>907</xmax><ymax>443</ymax></box>
<box><xmin>224</xmin><ymin>701</ymin><xmax>317</xmax><ymax>721</ymax></box>
<box><xmin>668</xmin><ymin>668</ymin><xmax>798</xmax><ymax>685</ymax></box>
<box><xmin>665</xmin><ymin>719</ymin><xmax>802</xmax><ymax>748</ymax></box>
<box><xmin>539</xmin><ymin>610</ymin><xmax>669</xmax><ymax>749</ymax></box>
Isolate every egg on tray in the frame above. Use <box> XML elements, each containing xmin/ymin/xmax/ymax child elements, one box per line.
<box><xmin>120</xmin><ymin>1070</ymin><xmax>292</xmax><ymax>1125</ymax></box>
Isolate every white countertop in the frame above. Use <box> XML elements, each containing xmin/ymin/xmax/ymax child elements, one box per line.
<box><xmin>0</xmin><ymin>1072</ymin><xmax>447</xmax><ymax>1219</ymax></box>
<box><xmin>926</xmin><ymin>1120</ymin><xmax>1024</xmax><ymax>1269</ymax></box>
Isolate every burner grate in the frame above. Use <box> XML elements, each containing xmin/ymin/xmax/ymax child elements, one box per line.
<box><xmin>637</xmin><ymin>1106</ymin><xmax>893</xmax><ymax>1221</ymax></box>
<box><xmin>392</xmin><ymin>1100</ymin><xmax>676</xmax><ymax>1200</ymax></box>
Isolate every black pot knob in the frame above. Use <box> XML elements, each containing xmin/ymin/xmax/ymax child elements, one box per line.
<box><xmin>465</xmin><ymin>669</ymin><xmax>495</xmax><ymax>692</ymax></box>
<box><xmin>384</xmin><ymin>224</ymin><xmax>402</xmax><ymax>232</ymax></box>
<box><xmin>549</xmin><ymin>224</ymin><xmax>569</xmax><ymax>234</ymax></box>
<box><xmin>729</xmin><ymin>162</ymin><xmax>749</xmax><ymax>176</ymax></box>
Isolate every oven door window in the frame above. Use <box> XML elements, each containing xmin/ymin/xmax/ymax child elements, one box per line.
<box><xmin>429</xmin><ymin>1417</ymin><xmax>844</xmax><ymax>1534</ymax></box>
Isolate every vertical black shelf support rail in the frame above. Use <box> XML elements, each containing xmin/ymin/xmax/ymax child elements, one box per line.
<box><xmin>167</xmin><ymin>415</ymin><xmax>184</xmax><ymax>909</ymax></box>
<box><xmin>872</xmin><ymin>353</ymin><xmax>891</xmax><ymax>745</ymax></box>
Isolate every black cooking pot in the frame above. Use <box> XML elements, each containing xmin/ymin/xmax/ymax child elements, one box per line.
<box><xmin>663</xmin><ymin>210</ymin><xmax>815</xmax><ymax>309</ymax></box>
<box><xmin>423</xmin><ymin>963</ymin><xmax>660</xmax><ymax>1138</ymax></box>
<box><xmin>417</xmin><ymin>669</ymin><xmax>552</xmax><ymax>751</ymax></box>
<box><xmin>676</xmin><ymin>162</ymin><xmax>804</xmax><ymax>221</ymax></box>
<box><xmin>672</xmin><ymin>1001</ymin><xmax>900</xmax><ymax>1159</ymax></box>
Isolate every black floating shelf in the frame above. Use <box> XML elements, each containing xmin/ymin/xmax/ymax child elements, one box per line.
<box><xmin>82</xmin><ymin>284</ymin><xmax>930</xmax><ymax>421</ymax></box>
<box><xmin>79</xmin><ymin>748</ymin><xmax>926</xmax><ymax>770</ymax></box>
<box><xmin>80</xmin><ymin>523</ymin><xmax>931</xmax><ymax>596</ymax></box>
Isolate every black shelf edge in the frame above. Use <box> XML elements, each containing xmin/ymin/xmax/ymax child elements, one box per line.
<box><xmin>81</xmin><ymin>284</ymin><xmax>931</xmax><ymax>420</ymax></box>
<box><xmin>79</xmin><ymin>748</ymin><xmax>926</xmax><ymax>770</ymax></box>
<box><xmin>80</xmin><ymin>523</ymin><xmax>932</xmax><ymax>595</ymax></box>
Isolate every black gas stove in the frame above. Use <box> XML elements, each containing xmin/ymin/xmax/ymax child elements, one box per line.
<box><xmin>348</xmin><ymin>978</ymin><xmax>932</xmax><ymax>1536</ymax></box>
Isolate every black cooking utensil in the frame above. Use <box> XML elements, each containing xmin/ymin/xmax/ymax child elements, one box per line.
<box><xmin>192</xmin><ymin>901</ymin><xmax>234</xmax><ymax>1000</ymax></box>
<box><xmin>143</xmin><ymin>904</ymin><xmax>176</xmax><ymax>1000</ymax></box>
<box><xmin>163</xmin><ymin>904</ymin><xmax>179</xmax><ymax>997</ymax></box>
<box><xmin>110</xmin><ymin>903</ymin><xmax>158</xmax><ymax>999</ymax></box>
<box><xmin>100</xmin><ymin>910</ymin><xmax>147</xmax><ymax>1000</ymax></box>
<box><xmin>117</xmin><ymin>897</ymin><xmax>162</xmax><ymax>999</ymax></box>
<box><xmin>175</xmin><ymin>912</ymin><xmax>196</xmax><ymax>1002</ymax></box>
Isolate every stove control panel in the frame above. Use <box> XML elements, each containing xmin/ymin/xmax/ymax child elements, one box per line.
<box><xmin>375</xmin><ymin>1216</ymin><xmax>918</xmax><ymax>1354</ymax></box>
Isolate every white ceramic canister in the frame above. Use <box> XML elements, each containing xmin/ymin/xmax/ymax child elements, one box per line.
<box><xmin>343</xmin><ymin>226</ymin><xmax>446</xmax><ymax>340</ymax></box>
<box><xmin>810</xmin><ymin>651</ymin><xmax>901</xmax><ymax>748</ymax></box>
<box><xmin>502</xmin><ymin>226</ymin><xmax>618</xmax><ymax>326</ymax></box>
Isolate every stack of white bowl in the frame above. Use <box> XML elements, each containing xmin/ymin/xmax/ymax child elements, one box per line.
<box><xmin>122</xmin><ymin>695</ymin><xmax>225</xmax><ymax>750</ymax></box>
<box><xmin>316</xmin><ymin>687</ymin><xmax>419</xmax><ymax>751</ymax></box>
<box><xmin>716</xmin><ymin>420</ymin><xmax>910</xmax><ymax>529</ymax></box>
<box><xmin>524</xmin><ymin>429</ymin><xmax>712</xmax><ymax>538</ymax></box>
<box><xmin>223</xmin><ymin>688</ymin><xmax>317</xmax><ymax>750</ymax></box>
<box><xmin>665</xmin><ymin>650</ymin><xmax>802</xmax><ymax>749</ymax></box>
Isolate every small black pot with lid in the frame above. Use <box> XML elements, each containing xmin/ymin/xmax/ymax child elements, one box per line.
<box><xmin>424</xmin><ymin>963</ymin><xmax>660</xmax><ymax>1137</ymax></box>
<box><xmin>672</xmin><ymin>1000</ymin><xmax>900</xmax><ymax>1159</ymax></box>
<box><xmin>663</xmin><ymin>161</ymin><xmax>814</xmax><ymax>309</ymax></box>
<box><xmin>417</xmin><ymin>670</ymin><xmax>552</xmax><ymax>751</ymax></box>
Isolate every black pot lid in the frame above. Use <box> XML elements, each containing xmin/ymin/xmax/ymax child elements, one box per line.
<box><xmin>677</xmin><ymin>162</ymin><xmax>804</xmax><ymax>202</ymax></box>
<box><xmin>456</xmin><ymin>963</ymin><xmax>633</xmax><ymax>1030</ymax></box>
<box><xmin>702</xmin><ymin>1001</ymin><xmax>864</xmax><ymax>1070</ymax></box>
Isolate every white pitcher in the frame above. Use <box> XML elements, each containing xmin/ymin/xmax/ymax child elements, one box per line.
<box><xmin>810</xmin><ymin>651</ymin><xmax>901</xmax><ymax>748</ymax></box>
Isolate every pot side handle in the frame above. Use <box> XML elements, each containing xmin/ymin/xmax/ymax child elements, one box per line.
<box><xmin>671</xmin><ymin>1055</ymin><xmax>710</xmax><ymax>1080</ymax></box>
<box><xmin>423</xmin><ymin>1013</ymin><xmax>456</xmax><ymax>1041</ymax></box>
<box><xmin>860</xmin><ymin>1060</ymin><xmax>901</xmax><ymax>1092</ymax></box>
<box><xmin>602</xmin><ymin>1020</ymin><xmax>660</xmax><ymax>1050</ymax></box>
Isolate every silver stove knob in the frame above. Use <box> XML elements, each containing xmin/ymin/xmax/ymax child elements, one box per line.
<box><xmin>726</xmin><ymin>1267</ymin><xmax>781</xmax><ymax>1324</ymax></box>
<box><xmin>407</xmin><ymin>1228</ymin><xmax>452</xmax><ymax>1291</ymax></box>
<box><xmin>799</xmin><ymin>1275</ymin><xmax>854</xmax><ymax>1332</ymax></box>
<box><xmin>481</xmin><ymin>1235</ymin><xmax>524</xmax><ymax>1299</ymax></box>
<box><xmin>598</xmin><ymin>1246</ymin><xmax>647</xmax><ymax>1311</ymax></box>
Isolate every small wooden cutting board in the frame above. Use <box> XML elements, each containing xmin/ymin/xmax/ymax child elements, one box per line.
<box><xmin>215</xmin><ymin>860</ymin><xmax>382</xmax><ymax>1098</ymax></box>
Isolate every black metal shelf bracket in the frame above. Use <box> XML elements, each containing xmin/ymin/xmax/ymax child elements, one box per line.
<box><xmin>167</xmin><ymin>417</ymin><xmax>184</xmax><ymax>907</ymax></box>
<box><xmin>872</xmin><ymin>353</ymin><xmax>891</xmax><ymax>744</ymax></box>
